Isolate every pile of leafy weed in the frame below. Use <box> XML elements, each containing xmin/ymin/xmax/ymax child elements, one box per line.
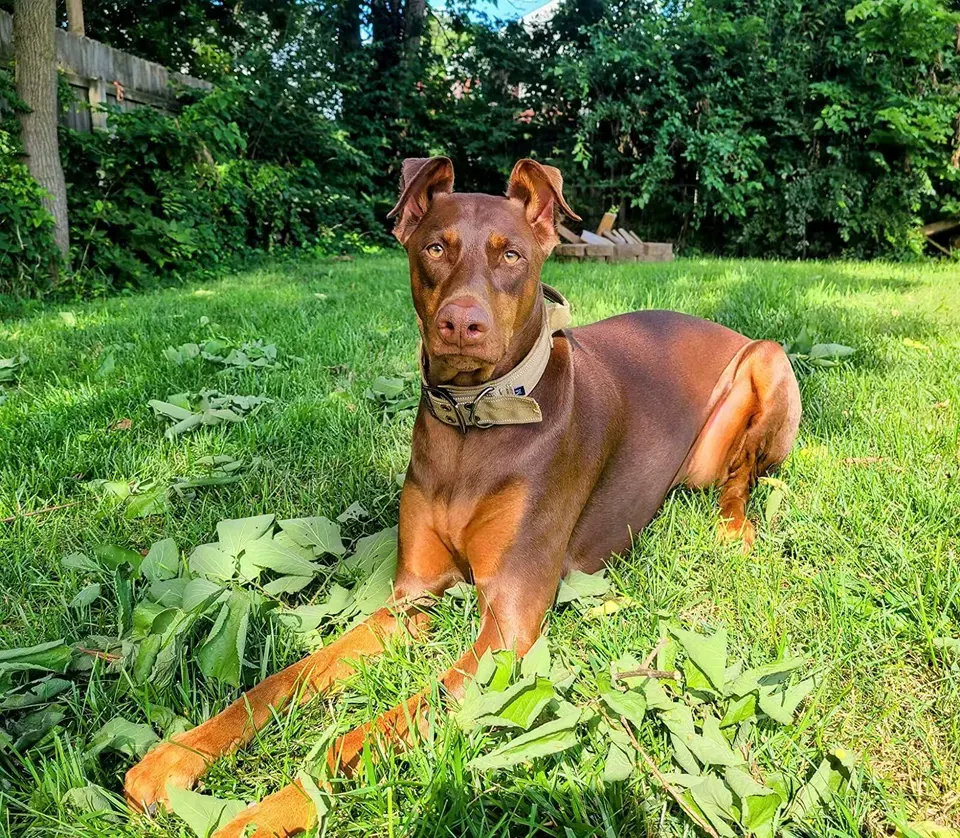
<box><xmin>0</xmin><ymin>511</ymin><xmax>866</xmax><ymax>838</ymax></box>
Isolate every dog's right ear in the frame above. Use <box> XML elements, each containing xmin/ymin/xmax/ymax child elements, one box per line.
<box><xmin>387</xmin><ymin>157</ymin><xmax>455</xmax><ymax>244</ymax></box>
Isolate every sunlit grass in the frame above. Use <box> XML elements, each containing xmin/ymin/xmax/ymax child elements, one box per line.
<box><xmin>0</xmin><ymin>253</ymin><xmax>958</xmax><ymax>836</ymax></box>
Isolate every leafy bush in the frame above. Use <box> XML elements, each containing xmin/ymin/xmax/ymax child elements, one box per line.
<box><xmin>0</xmin><ymin>73</ymin><xmax>59</xmax><ymax>297</ymax></box>
<box><xmin>58</xmin><ymin>82</ymin><xmax>379</xmax><ymax>295</ymax></box>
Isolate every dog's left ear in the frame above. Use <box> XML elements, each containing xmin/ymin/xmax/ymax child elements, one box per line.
<box><xmin>507</xmin><ymin>159</ymin><xmax>581</xmax><ymax>251</ymax></box>
<box><xmin>387</xmin><ymin>157</ymin><xmax>455</xmax><ymax>244</ymax></box>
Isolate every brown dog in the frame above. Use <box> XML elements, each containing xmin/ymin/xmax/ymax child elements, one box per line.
<box><xmin>124</xmin><ymin>157</ymin><xmax>801</xmax><ymax>836</ymax></box>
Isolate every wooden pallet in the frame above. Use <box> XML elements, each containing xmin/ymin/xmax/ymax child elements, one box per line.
<box><xmin>554</xmin><ymin>217</ymin><xmax>673</xmax><ymax>263</ymax></box>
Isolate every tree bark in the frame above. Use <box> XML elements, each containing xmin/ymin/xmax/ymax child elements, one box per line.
<box><xmin>66</xmin><ymin>0</ymin><xmax>85</xmax><ymax>36</ymax></box>
<box><xmin>14</xmin><ymin>0</ymin><xmax>70</xmax><ymax>271</ymax></box>
<box><xmin>403</xmin><ymin>0</ymin><xmax>426</xmax><ymax>64</ymax></box>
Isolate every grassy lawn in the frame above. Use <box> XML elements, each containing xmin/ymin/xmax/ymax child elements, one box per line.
<box><xmin>1</xmin><ymin>253</ymin><xmax>958</xmax><ymax>837</ymax></box>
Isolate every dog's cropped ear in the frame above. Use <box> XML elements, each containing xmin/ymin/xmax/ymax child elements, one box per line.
<box><xmin>387</xmin><ymin>157</ymin><xmax>455</xmax><ymax>244</ymax></box>
<box><xmin>506</xmin><ymin>159</ymin><xmax>581</xmax><ymax>251</ymax></box>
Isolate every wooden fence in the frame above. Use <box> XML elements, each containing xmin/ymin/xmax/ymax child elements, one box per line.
<box><xmin>0</xmin><ymin>10</ymin><xmax>210</xmax><ymax>132</ymax></box>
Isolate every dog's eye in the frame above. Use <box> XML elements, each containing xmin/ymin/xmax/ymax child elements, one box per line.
<box><xmin>425</xmin><ymin>243</ymin><xmax>444</xmax><ymax>259</ymax></box>
<box><xmin>503</xmin><ymin>249</ymin><xmax>521</xmax><ymax>264</ymax></box>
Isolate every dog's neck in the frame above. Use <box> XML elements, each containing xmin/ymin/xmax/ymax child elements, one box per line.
<box><xmin>489</xmin><ymin>292</ymin><xmax>546</xmax><ymax>382</ymax></box>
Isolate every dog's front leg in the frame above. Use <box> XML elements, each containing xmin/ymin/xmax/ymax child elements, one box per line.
<box><xmin>213</xmin><ymin>573</ymin><xmax>562</xmax><ymax>838</ymax></box>
<box><xmin>123</xmin><ymin>599</ymin><xmax>431</xmax><ymax>814</ymax></box>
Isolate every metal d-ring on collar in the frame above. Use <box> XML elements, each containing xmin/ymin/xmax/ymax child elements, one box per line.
<box><xmin>468</xmin><ymin>386</ymin><xmax>496</xmax><ymax>429</ymax></box>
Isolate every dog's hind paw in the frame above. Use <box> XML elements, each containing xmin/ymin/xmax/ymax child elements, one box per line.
<box><xmin>718</xmin><ymin>517</ymin><xmax>756</xmax><ymax>553</ymax></box>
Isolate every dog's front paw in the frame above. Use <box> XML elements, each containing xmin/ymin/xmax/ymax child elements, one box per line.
<box><xmin>124</xmin><ymin>738</ymin><xmax>209</xmax><ymax>813</ymax></box>
<box><xmin>212</xmin><ymin>784</ymin><xmax>316</xmax><ymax>838</ymax></box>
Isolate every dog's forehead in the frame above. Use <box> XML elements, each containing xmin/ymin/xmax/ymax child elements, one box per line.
<box><xmin>423</xmin><ymin>193</ymin><xmax>528</xmax><ymax>240</ymax></box>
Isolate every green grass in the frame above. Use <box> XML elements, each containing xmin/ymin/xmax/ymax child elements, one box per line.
<box><xmin>0</xmin><ymin>254</ymin><xmax>958</xmax><ymax>837</ymax></box>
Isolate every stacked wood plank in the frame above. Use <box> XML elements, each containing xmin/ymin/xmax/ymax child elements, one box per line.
<box><xmin>554</xmin><ymin>215</ymin><xmax>673</xmax><ymax>263</ymax></box>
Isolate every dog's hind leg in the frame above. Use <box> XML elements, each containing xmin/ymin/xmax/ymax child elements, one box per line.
<box><xmin>684</xmin><ymin>340</ymin><xmax>801</xmax><ymax>550</ymax></box>
<box><xmin>213</xmin><ymin>580</ymin><xmax>554</xmax><ymax>838</ymax></box>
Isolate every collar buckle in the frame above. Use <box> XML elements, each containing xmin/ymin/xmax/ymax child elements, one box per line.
<box><xmin>422</xmin><ymin>385</ymin><xmax>467</xmax><ymax>434</ymax></box>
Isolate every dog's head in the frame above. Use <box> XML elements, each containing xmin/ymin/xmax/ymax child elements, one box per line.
<box><xmin>388</xmin><ymin>157</ymin><xmax>580</xmax><ymax>386</ymax></box>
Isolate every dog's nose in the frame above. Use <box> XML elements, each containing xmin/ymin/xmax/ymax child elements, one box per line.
<box><xmin>436</xmin><ymin>299</ymin><xmax>490</xmax><ymax>346</ymax></box>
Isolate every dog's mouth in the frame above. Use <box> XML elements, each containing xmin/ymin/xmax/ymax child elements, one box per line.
<box><xmin>425</xmin><ymin>349</ymin><xmax>501</xmax><ymax>385</ymax></box>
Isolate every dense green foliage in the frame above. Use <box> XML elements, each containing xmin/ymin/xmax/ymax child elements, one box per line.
<box><xmin>0</xmin><ymin>72</ymin><xmax>58</xmax><ymax>295</ymax></box>
<box><xmin>2</xmin><ymin>0</ymin><xmax>959</xmax><ymax>296</ymax></box>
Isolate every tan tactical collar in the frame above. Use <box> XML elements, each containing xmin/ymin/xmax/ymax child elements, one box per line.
<box><xmin>420</xmin><ymin>284</ymin><xmax>571</xmax><ymax>432</ymax></box>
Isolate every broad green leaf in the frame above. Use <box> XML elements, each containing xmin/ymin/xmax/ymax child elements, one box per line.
<box><xmin>125</xmin><ymin>486</ymin><xmax>169</xmax><ymax>519</ymax></box>
<box><xmin>896</xmin><ymin>823</ymin><xmax>960</xmax><ymax>838</ymax></box>
<box><xmin>671</xmin><ymin>627</ymin><xmax>727</xmax><ymax>692</ymax></box>
<box><xmin>93</xmin><ymin>544</ymin><xmax>143</xmax><ymax>572</ymax></box>
<box><xmin>0</xmin><ymin>640</ymin><xmax>72</xmax><ymax>673</ymax></box>
<box><xmin>166</xmin><ymin>784</ymin><xmax>247</xmax><ymax>838</ymax></box>
<box><xmin>808</xmin><ymin>343</ymin><xmax>854</xmax><ymax>360</ymax></box>
<box><xmin>467</xmin><ymin>706</ymin><xmax>581</xmax><ymax>771</ymax></box>
<box><xmin>216</xmin><ymin>514</ymin><xmax>275</xmax><ymax>557</ymax></box>
<box><xmin>785</xmin><ymin>748</ymin><xmax>857</xmax><ymax>821</ymax></box>
<box><xmin>149</xmin><ymin>578</ymin><xmax>187</xmax><ymax>608</ymax></box>
<box><xmin>296</xmin><ymin>770</ymin><xmax>334</xmax><ymax>828</ymax></box>
<box><xmin>764</xmin><ymin>486</ymin><xmax>786</xmax><ymax>526</ymax></box>
<box><xmin>336</xmin><ymin>502</ymin><xmax>368</xmax><ymax>523</ymax></box>
<box><xmin>86</xmin><ymin>716</ymin><xmax>159</xmax><ymax>760</ymax></box>
<box><xmin>70</xmin><ymin>582</ymin><xmax>101</xmax><ymax>609</ymax></box>
<box><xmin>10</xmin><ymin>706</ymin><xmax>66</xmax><ymax>749</ymax></box>
<box><xmin>343</xmin><ymin>527</ymin><xmax>397</xmax><ymax>575</ymax></box>
<box><xmin>1</xmin><ymin>678</ymin><xmax>72</xmax><ymax>710</ymax></box>
<box><xmin>701</xmin><ymin>712</ymin><xmax>737</xmax><ymax>753</ymax></box>
<box><xmin>644</xmin><ymin>677</ymin><xmax>674</xmax><ymax>710</ymax></box>
<box><xmin>600</xmin><ymin>683</ymin><xmax>647</xmax><ymax>728</ymax></box>
<box><xmin>242</xmin><ymin>534</ymin><xmax>320</xmax><ymax>577</ymax></box>
<box><xmin>758</xmin><ymin>677</ymin><xmax>815</xmax><ymax>725</ymax></box>
<box><xmin>141</xmin><ymin>538</ymin><xmax>179</xmax><ymax>582</ymax></box>
<box><xmin>263</xmin><ymin>575</ymin><xmax>314</xmax><ymax>597</ymax></box>
<box><xmin>659</xmin><ymin>703</ymin><xmax>695</xmax><ymax>737</ymax></box>
<box><xmin>519</xmin><ymin>635</ymin><xmax>551</xmax><ymax>678</ymax></box>
<box><xmin>133</xmin><ymin>601</ymin><xmax>168</xmax><ymax>635</ymax></box>
<box><xmin>277</xmin><ymin>585</ymin><xmax>352</xmax><ymax>632</ymax></box>
<box><xmin>487</xmin><ymin>650</ymin><xmax>516</xmax><ymax>692</ymax></box>
<box><xmin>182</xmin><ymin>578</ymin><xmax>224</xmax><ymax>613</ymax></box>
<box><xmin>721</xmin><ymin>692</ymin><xmax>758</xmax><ymax>728</ymax></box>
<box><xmin>729</xmin><ymin>657</ymin><xmax>806</xmax><ymax>696</ymax></box>
<box><xmin>670</xmin><ymin>734</ymin><xmax>701</xmax><ymax>775</ymax></box>
<box><xmin>346</xmin><ymin>544</ymin><xmax>398</xmax><ymax>619</ymax></box>
<box><xmin>115</xmin><ymin>566</ymin><xmax>134</xmax><ymax>635</ymax></box>
<box><xmin>556</xmin><ymin>569</ymin><xmax>611</xmax><ymax>604</ymax></box>
<box><xmin>277</xmin><ymin>516</ymin><xmax>345</xmax><ymax>556</ymax></box>
<box><xmin>61</xmin><ymin>784</ymin><xmax>122</xmax><ymax>821</ymax></box>
<box><xmin>62</xmin><ymin>552</ymin><xmax>102</xmax><ymax>574</ymax></box>
<box><xmin>602</xmin><ymin>738</ymin><xmax>635</xmax><ymax>783</ymax></box>
<box><xmin>689</xmin><ymin>774</ymin><xmax>738</xmax><ymax>837</ymax></box>
<box><xmin>368</xmin><ymin>376</ymin><xmax>405</xmax><ymax>398</ymax></box>
<box><xmin>724</xmin><ymin>767</ymin><xmax>781</xmax><ymax>832</ymax></box>
<box><xmin>188</xmin><ymin>543</ymin><xmax>235</xmax><ymax>581</ymax></box>
<box><xmin>680</xmin><ymin>732</ymin><xmax>744</xmax><ymax>767</ymax></box>
<box><xmin>197</xmin><ymin>591</ymin><xmax>252</xmax><ymax>687</ymax></box>
<box><xmin>148</xmin><ymin>399</ymin><xmax>195</xmax><ymax>421</ymax></box>
<box><xmin>475</xmin><ymin>677</ymin><xmax>556</xmax><ymax>730</ymax></box>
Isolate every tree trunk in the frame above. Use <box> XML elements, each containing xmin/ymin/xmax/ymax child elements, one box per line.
<box><xmin>66</xmin><ymin>0</ymin><xmax>85</xmax><ymax>36</ymax></box>
<box><xmin>403</xmin><ymin>0</ymin><xmax>426</xmax><ymax>65</ymax></box>
<box><xmin>15</xmin><ymin>0</ymin><xmax>70</xmax><ymax>273</ymax></box>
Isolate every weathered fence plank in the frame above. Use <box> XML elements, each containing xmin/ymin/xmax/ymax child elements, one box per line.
<box><xmin>0</xmin><ymin>10</ymin><xmax>210</xmax><ymax>132</ymax></box>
